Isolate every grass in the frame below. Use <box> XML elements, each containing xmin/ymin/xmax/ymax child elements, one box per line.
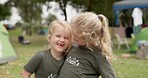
<box><xmin>113</xmin><ymin>58</ymin><xmax>148</xmax><ymax>78</ymax></box>
<box><xmin>0</xmin><ymin>27</ymin><xmax>148</xmax><ymax>78</ymax></box>
<box><xmin>113</xmin><ymin>49</ymin><xmax>148</xmax><ymax>78</ymax></box>
<box><xmin>0</xmin><ymin>28</ymin><xmax>47</xmax><ymax>78</ymax></box>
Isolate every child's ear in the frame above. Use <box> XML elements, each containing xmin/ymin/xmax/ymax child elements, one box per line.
<box><xmin>47</xmin><ymin>35</ymin><xmax>51</xmax><ymax>42</ymax></box>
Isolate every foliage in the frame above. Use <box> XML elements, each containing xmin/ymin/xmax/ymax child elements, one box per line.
<box><xmin>0</xmin><ymin>4</ymin><xmax>11</xmax><ymax>20</ymax></box>
<box><xmin>44</xmin><ymin>13</ymin><xmax>57</xmax><ymax>25</ymax></box>
<box><xmin>54</xmin><ymin>0</ymin><xmax>69</xmax><ymax>21</ymax></box>
<box><xmin>143</xmin><ymin>8</ymin><xmax>148</xmax><ymax>23</ymax></box>
<box><xmin>70</xmin><ymin>0</ymin><xmax>116</xmax><ymax>25</ymax></box>
<box><xmin>6</xmin><ymin>0</ymin><xmax>47</xmax><ymax>23</ymax></box>
<box><xmin>51</xmin><ymin>0</ymin><xmax>117</xmax><ymax>23</ymax></box>
<box><xmin>2</xmin><ymin>0</ymin><xmax>119</xmax><ymax>25</ymax></box>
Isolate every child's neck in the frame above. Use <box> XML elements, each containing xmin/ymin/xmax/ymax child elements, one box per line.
<box><xmin>50</xmin><ymin>50</ymin><xmax>64</xmax><ymax>60</ymax></box>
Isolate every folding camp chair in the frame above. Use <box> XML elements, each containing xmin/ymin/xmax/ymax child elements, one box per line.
<box><xmin>115</xmin><ymin>34</ymin><xmax>130</xmax><ymax>50</ymax></box>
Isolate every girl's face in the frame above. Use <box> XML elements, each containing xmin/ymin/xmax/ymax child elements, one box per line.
<box><xmin>50</xmin><ymin>25</ymin><xmax>70</xmax><ymax>54</ymax></box>
<box><xmin>73</xmin><ymin>32</ymin><xmax>97</xmax><ymax>46</ymax></box>
<box><xmin>73</xmin><ymin>33</ymin><xmax>86</xmax><ymax>46</ymax></box>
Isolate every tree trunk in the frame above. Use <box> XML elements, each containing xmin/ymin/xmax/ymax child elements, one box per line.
<box><xmin>59</xmin><ymin>0</ymin><xmax>67</xmax><ymax>21</ymax></box>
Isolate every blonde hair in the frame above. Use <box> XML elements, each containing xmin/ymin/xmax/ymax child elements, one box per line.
<box><xmin>71</xmin><ymin>12</ymin><xmax>113</xmax><ymax>60</ymax></box>
<box><xmin>47</xmin><ymin>20</ymin><xmax>72</xmax><ymax>55</ymax></box>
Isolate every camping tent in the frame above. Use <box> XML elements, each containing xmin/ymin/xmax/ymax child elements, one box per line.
<box><xmin>113</xmin><ymin>0</ymin><xmax>148</xmax><ymax>11</ymax></box>
<box><xmin>113</xmin><ymin>0</ymin><xmax>148</xmax><ymax>26</ymax></box>
<box><xmin>0</xmin><ymin>23</ymin><xmax>17</xmax><ymax>64</ymax></box>
<box><xmin>130</xmin><ymin>27</ymin><xmax>148</xmax><ymax>52</ymax></box>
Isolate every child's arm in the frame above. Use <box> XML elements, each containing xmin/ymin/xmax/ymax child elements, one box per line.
<box><xmin>22</xmin><ymin>69</ymin><xmax>32</xmax><ymax>78</ymax></box>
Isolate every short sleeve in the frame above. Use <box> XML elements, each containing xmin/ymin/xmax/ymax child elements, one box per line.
<box><xmin>23</xmin><ymin>51</ymin><xmax>43</xmax><ymax>74</ymax></box>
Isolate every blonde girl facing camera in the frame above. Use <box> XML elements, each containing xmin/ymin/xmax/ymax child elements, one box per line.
<box><xmin>22</xmin><ymin>20</ymin><xmax>72</xmax><ymax>78</ymax></box>
<box><xmin>58</xmin><ymin>12</ymin><xmax>116</xmax><ymax>78</ymax></box>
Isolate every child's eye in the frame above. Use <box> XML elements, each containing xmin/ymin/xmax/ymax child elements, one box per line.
<box><xmin>56</xmin><ymin>35</ymin><xmax>60</xmax><ymax>37</ymax></box>
<box><xmin>64</xmin><ymin>37</ymin><xmax>69</xmax><ymax>39</ymax></box>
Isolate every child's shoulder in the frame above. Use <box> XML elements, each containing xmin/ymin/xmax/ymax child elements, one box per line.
<box><xmin>35</xmin><ymin>49</ymin><xmax>50</xmax><ymax>56</ymax></box>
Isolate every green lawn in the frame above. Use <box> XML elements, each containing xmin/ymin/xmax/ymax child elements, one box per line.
<box><xmin>113</xmin><ymin>50</ymin><xmax>148</xmax><ymax>78</ymax></box>
<box><xmin>0</xmin><ymin>28</ymin><xmax>148</xmax><ymax>78</ymax></box>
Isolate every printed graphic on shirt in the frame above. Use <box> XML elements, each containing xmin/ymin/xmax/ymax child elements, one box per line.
<box><xmin>66</xmin><ymin>56</ymin><xmax>79</xmax><ymax>66</ymax></box>
<box><xmin>48</xmin><ymin>74</ymin><xmax>57</xmax><ymax>78</ymax></box>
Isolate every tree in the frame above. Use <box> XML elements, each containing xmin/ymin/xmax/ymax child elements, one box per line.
<box><xmin>3</xmin><ymin>0</ymin><xmax>118</xmax><ymax>26</ymax></box>
<box><xmin>51</xmin><ymin>0</ymin><xmax>117</xmax><ymax>25</ymax></box>
<box><xmin>70</xmin><ymin>0</ymin><xmax>116</xmax><ymax>25</ymax></box>
<box><xmin>6</xmin><ymin>0</ymin><xmax>47</xmax><ymax>23</ymax></box>
<box><xmin>45</xmin><ymin>0</ymin><xmax>69</xmax><ymax>21</ymax></box>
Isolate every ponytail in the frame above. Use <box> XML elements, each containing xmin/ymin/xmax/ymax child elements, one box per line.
<box><xmin>98</xmin><ymin>14</ymin><xmax>113</xmax><ymax>60</ymax></box>
<box><xmin>71</xmin><ymin>12</ymin><xmax>114</xmax><ymax>61</ymax></box>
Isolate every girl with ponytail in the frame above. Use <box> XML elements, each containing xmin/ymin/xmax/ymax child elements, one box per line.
<box><xmin>58</xmin><ymin>12</ymin><xmax>116</xmax><ymax>78</ymax></box>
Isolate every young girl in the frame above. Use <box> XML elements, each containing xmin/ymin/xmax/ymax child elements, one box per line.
<box><xmin>22</xmin><ymin>20</ymin><xmax>72</xmax><ymax>78</ymax></box>
<box><xmin>58</xmin><ymin>12</ymin><xmax>116</xmax><ymax>78</ymax></box>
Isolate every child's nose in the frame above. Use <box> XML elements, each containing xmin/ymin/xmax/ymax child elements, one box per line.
<box><xmin>60</xmin><ymin>37</ymin><xmax>65</xmax><ymax>41</ymax></box>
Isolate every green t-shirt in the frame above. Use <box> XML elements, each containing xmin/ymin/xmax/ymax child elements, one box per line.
<box><xmin>24</xmin><ymin>50</ymin><xmax>64</xmax><ymax>78</ymax></box>
<box><xmin>58</xmin><ymin>46</ymin><xmax>116</xmax><ymax>78</ymax></box>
